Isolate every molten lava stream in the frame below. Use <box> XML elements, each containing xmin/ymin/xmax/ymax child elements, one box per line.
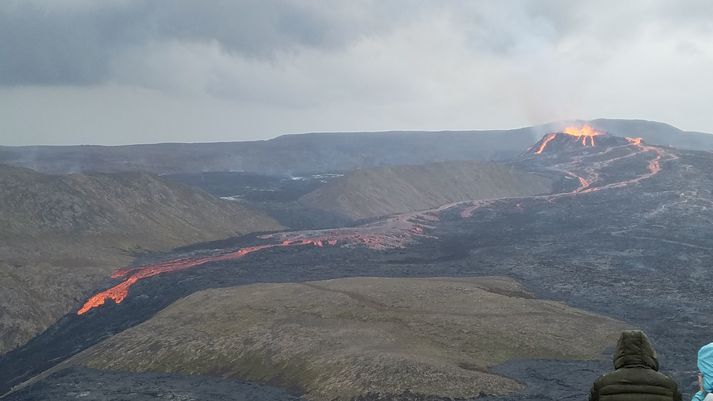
<box><xmin>77</xmin><ymin>240</ymin><xmax>323</xmax><ymax>315</ymax></box>
<box><xmin>78</xmin><ymin>133</ymin><xmax>673</xmax><ymax>316</ymax></box>
<box><xmin>78</xmin><ymin>222</ymin><xmax>429</xmax><ymax>315</ymax></box>
<box><xmin>569</xmin><ymin>137</ymin><xmax>669</xmax><ymax>195</ymax></box>
<box><xmin>534</xmin><ymin>133</ymin><xmax>556</xmax><ymax>154</ymax></box>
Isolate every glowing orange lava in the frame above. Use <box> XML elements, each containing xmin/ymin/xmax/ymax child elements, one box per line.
<box><xmin>78</xmin><ymin>243</ymin><xmax>280</xmax><ymax>314</ymax></box>
<box><xmin>577</xmin><ymin>176</ymin><xmax>590</xmax><ymax>188</ymax></box>
<box><xmin>562</xmin><ymin>125</ymin><xmax>601</xmax><ymax>146</ymax></box>
<box><xmin>534</xmin><ymin>133</ymin><xmax>557</xmax><ymax>154</ymax></box>
<box><xmin>534</xmin><ymin>125</ymin><xmax>602</xmax><ymax>154</ymax></box>
<box><xmin>563</xmin><ymin>125</ymin><xmax>600</xmax><ymax>137</ymax></box>
<box><xmin>82</xmin><ymin>240</ymin><xmax>348</xmax><ymax>315</ymax></box>
<box><xmin>78</xmin><ymin>216</ymin><xmax>433</xmax><ymax>315</ymax></box>
<box><xmin>78</xmin><ymin>129</ymin><xmax>675</xmax><ymax>316</ymax></box>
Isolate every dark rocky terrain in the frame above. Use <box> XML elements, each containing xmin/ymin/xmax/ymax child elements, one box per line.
<box><xmin>1</xmin><ymin>126</ymin><xmax>712</xmax><ymax>400</ymax></box>
<box><xmin>5</xmin><ymin>367</ymin><xmax>303</xmax><ymax>401</ymax></box>
<box><xmin>2</xmin><ymin>119</ymin><xmax>711</xmax><ymax>176</ymax></box>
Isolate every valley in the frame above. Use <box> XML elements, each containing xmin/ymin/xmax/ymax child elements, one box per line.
<box><xmin>4</xmin><ymin>1</ymin><xmax>712</xmax><ymax>399</ymax></box>
<box><xmin>2</xmin><ymin>125</ymin><xmax>711</xmax><ymax>400</ymax></box>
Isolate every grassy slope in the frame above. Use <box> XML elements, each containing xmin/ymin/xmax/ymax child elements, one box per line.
<box><xmin>0</xmin><ymin>165</ymin><xmax>282</xmax><ymax>355</ymax></box>
<box><xmin>81</xmin><ymin>276</ymin><xmax>628</xmax><ymax>401</ymax></box>
<box><xmin>300</xmin><ymin>161</ymin><xmax>553</xmax><ymax>220</ymax></box>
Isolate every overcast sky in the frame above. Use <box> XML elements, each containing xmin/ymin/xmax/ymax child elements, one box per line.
<box><xmin>1</xmin><ymin>0</ymin><xmax>712</xmax><ymax>145</ymax></box>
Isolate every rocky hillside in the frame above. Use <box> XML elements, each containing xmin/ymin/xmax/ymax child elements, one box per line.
<box><xmin>78</xmin><ymin>276</ymin><xmax>627</xmax><ymax>401</ymax></box>
<box><xmin>0</xmin><ymin>165</ymin><xmax>281</xmax><ymax>355</ymax></box>
<box><xmin>300</xmin><ymin>161</ymin><xmax>553</xmax><ymax>220</ymax></box>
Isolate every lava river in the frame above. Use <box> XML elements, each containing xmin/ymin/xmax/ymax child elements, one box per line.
<box><xmin>77</xmin><ymin>128</ymin><xmax>676</xmax><ymax>316</ymax></box>
<box><xmin>77</xmin><ymin>212</ymin><xmax>436</xmax><ymax>315</ymax></box>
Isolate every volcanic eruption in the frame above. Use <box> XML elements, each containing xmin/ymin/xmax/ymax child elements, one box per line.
<box><xmin>75</xmin><ymin>126</ymin><xmax>671</xmax><ymax>317</ymax></box>
<box><xmin>528</xmin><ymin>125</ymin><xmax>628</xmax><ymax>155</ymax></box>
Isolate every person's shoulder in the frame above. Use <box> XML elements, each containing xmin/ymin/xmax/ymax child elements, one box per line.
<box><xmin>650</xmin><ymin>370</ymin><xmax>681</xmax><ymax>390</ymax></box>
<box><xmin>593</xmin><ymin>370</ymin><xmax>615</xmax><ymax>382</ymax></box>
<box><xmin>654</xmin><ymin>370</ymin><xmax>679</xmax><ymax>384</ymax></box>
<box><xmin>592</xmin><ymin>369</ymin><xmax>621</xmax><ymax>386</ymax></box>
<box><xmin>598</xmin><ymin>367</ymin><xmax>671</xmax><ymax>383</ymax></box>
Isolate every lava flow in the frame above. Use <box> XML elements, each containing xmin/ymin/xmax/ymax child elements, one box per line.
<box><xmin>78</xmin><ymin>129</ymin><xmax>676</xmax><ymax>316</ymax></box>
<box><xmin>79</xmin><ymin>243</ymin><xmax>290</xmax><ymax>314</ymax></box>
<box><xmin>533</xmin><ymin>125</ymin><xmax>602</xmax><ymax>154</ymax></box>
<box><xmin>534</xmin><ymin>133</ymin><xmax>557</xmax><ymax>154</ymax></box>
<box><xmin>576</xmin><ymin>136</ymin><xmax>673</xmax><ymax>193</ymax></box>
<box><xmin>541</xmin><ymin>133</ymin><xmax>674</xmax><ymax>197</ymax></box>
<box><xmin>77</xmin><ymin>213</ymin><xmax>435</xmax><ymax>315</ymax></box>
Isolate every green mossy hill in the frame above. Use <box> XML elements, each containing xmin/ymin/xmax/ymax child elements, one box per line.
<box><xmin>300</xmin><ymin>161</ymin><xmax>553</xmax><ymax>220</ymax></box>
<box><xmin>82</xmin><ymin>276</ymin><xmax>628</xmax><ymax>401</ymax></box>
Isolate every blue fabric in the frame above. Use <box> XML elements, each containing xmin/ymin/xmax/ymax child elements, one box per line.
<box><xmin>693</xmin><ymin>343</ymin><xmax>713</xmax><ymax>401</ymax></box>
<box><xmin>700</xmin><ymin>343</ymin><xmax>713</xmax><ymax>392</ymax></box>
<box><xmin>692</xmin><ymin>391</ymin><xmax>705</xmax><ymax>401</ymax></box>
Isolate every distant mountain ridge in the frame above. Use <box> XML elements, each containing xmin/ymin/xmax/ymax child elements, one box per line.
<box><xmin>2</xmin><ymin>119</ymin><xmax>710</xmax><ymax>175</ymax></box>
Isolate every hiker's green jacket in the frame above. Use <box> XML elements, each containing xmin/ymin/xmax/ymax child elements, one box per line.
<box><xmin>589</xmin><ymin>331</ymin><xmax>682</xmax><ymax>401</ymax></box>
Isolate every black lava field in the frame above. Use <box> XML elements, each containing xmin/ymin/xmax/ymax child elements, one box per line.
<box><xmin>2</xmin><ymin>132</ymin><xmax>712</xmax><ymax>400</ymax></box>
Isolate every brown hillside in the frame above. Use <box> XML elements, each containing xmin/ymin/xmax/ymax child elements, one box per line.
<box><xmin>300</xmin><ymin>161</ymin><xmax>553</xmax><ymax>220</ymax></box>
<box><xmin>0</xmin><ymin>165</ymin><xmax>282</xmax><ymax>355</ymax></box>
<box><xmin>80</xmin><ymin>276</ymin><xmax>628</xmax><ymax>401</ymax></box>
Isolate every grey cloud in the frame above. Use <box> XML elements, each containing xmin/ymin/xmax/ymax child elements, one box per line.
<box><xmin>0</xmin><ymin>0</ymin><xmax>404</xmax><ymax>86</ymax></box>
<box><xmin>0</xmin><ymin>1</ymin><xmax>132</xmax><ymax>84</ymax></box>
<box><xmin>4</xmin><ymin>0</ymin><xmax>711</xmax><ymax>87</ymax></box>
<box><xmin>1</xmin><ymin>1</ymin><xmax>713</xmax><ymax>145</ymax></box>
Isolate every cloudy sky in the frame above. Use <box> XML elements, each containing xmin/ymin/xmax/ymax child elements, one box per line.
<box><xmin>1</xmin><ymin>0</ymin><xmax>712</xmax><ymax>145</ymax></box>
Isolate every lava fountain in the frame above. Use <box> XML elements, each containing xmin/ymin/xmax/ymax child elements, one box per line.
<box><xmin>562</xmin><ymin>125</ymin><xmax>601</xmax><ymax>146</ymax></box>
<box><xmin>534</xmin><ymin>125</ymin><xmax>603</xmax><ymax>154</ymax></box>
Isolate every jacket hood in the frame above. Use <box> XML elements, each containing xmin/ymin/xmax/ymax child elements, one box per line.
<box><xmin>699</xmin><ymin>343</ymin><xmax>713</xmax><ymax>392</ymax></box>
<box><xmin>613</xmin><ymin>330</ymin><xmax>659</xmax><ymax>370</ymax></box>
